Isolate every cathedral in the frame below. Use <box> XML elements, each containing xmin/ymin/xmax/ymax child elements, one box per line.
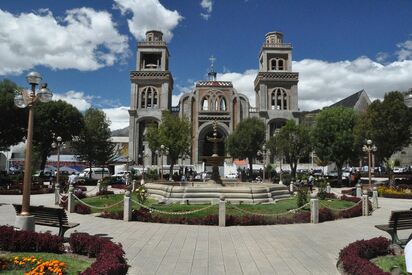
<box><xmin>128</xmin><ymin>30</ymin><xmax>299</xmax><ymax>166</ymax></box>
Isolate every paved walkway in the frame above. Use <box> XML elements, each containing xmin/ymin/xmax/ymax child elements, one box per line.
<box><xmin>0</xmin><ymin>189</ymin><xmax>411</xmax><ymax>274</ymax></box>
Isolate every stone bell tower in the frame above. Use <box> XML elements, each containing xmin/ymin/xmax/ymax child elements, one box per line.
<box><xmin>128</xmin><ymin>30</ymin><xmax>173</xmax><ymax>164</ymax></box>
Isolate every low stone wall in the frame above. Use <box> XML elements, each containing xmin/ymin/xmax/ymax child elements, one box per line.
<box><xmin>145</xmin><ymin>183</ymin><xmax>290</xmax><ymax>204</ymax></box>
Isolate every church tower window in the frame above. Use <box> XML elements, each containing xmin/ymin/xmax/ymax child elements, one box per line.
<box><xmin>219</xmin><ymin>97</ymin><xmax>227</xmax><ymax>111</ymax></box>
<box><xmin>269</xmin><ymin>58</ymin><xmax>286</xmax><ymax>71</ymax></box>
<box><xmin>271</xmin><ymin>88</ymin><xmax>289</xmax><ymax>110</ymax></box>
<box><xmin>201</xmin><ymin>96</ymin><xmax>209</xmax><ymax>111</ymax></box>
<box><xmin>140</xmin><ymin>86</ymin><xmax>158</xmax><ymax>109</ymax></box>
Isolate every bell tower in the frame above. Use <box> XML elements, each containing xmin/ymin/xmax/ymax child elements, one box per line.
<box><xmin>254</xmin><ymin>31</ymin><xmax>299</xmax><ymax>113</ymax></box>
<box><xmin>129</xmin><ymin>30</ymin><xmax>173</xmax><ymax>163</ymax></box>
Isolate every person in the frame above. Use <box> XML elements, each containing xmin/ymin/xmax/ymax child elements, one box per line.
<box><xmin>68</xmin><ymin>172</ymin><xmax>77</xmax><ymax>185</ymax></box>
<box><xmin>308</xmin><ymin>173</ymin><xmax>314</xmax><ymax>192</ymax></box>
<box><xmin>405</xmin><ymin>238</ymin><xmax>412</xmax><ymax>274</ymax></box>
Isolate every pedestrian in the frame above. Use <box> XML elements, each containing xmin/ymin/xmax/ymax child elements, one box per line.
<box><xmin>68</xmin><ymin>172</ymin><xmax>78</xmax><ymax>185</ymax></box>
<box><xmin>308</xmin><ymin>173</ymin><xmax>314</xmax><ymax>192</ymax></box>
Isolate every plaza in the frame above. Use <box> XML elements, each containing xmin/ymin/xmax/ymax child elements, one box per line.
<box><xmin>0</xmin><ymin>189</ymin><xmax>410</xmax><ymax>274</ymax></box>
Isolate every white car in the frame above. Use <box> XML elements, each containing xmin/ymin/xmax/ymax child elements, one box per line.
<box><xmin>393</xmin><ymin>167</ymin><xmax>407</xmax><ymax>174</ymax></box>
<box><xmin>226</xmin><ymin>173</ymin><xmax>238</xmax><ymax>179</ymax></box>
<box><xmin>113</xmin><ymin>171</ymin><xmax>131</xmax><ymax>177</ymax></box>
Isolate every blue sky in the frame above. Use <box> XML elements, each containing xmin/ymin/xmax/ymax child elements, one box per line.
<box><xmin>1</xmin><ymin>0</ymin><xmax>412</xmax><ymax>129</ymax></box>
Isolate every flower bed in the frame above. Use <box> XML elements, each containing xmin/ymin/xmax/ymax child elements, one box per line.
<box><xmin>378</xmin><ymin>186</ymin><xmax>412</xmax><ymax>199</ymax></box>
<box><xmin>0</xmin><ymin>226</ymin><xmax>128</xmax><ymax>274</ymax></box>
<box><xmin>338</xmin><ymin>237</ymin><xmax>391</xmax><ymax>275</ymax></box>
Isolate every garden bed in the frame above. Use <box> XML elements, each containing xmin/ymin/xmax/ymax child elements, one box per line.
<box><xmin>337</xmin><ymin>237</ymin><xmax>406</xmax><ymax>275</ymax></box>
<box><xmin>0</xmin><ymin>226</ymin><xmax>128</xmax><ymax>275</ymax></box>
<box><xmin>78</xmin><ymin>193</ymin><xmax>365</xmax><ymax>226</ymax></box>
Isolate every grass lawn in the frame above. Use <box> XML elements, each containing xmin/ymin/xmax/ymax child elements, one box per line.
<box><xmin>372</xmin><ymin>255</ymin><xmax>407</xmax><ymax>274</ymax></box>
<box><xmin>1</xmin><ymin>252</ymin><xmax>93</xmax><ymax>275</ymax></box>
<box><xmin>80</xmin><ymin>194</ymin><xmax>356</xmax><ymax>219</ymax></box>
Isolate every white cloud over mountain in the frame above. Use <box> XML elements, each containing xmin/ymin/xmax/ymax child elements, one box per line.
<box><xmin>0</xmin><ymin>8</ymin><xmax>129</xmax><ymax>75</ymax></box>
<box><xmin>114</xmin><ymin>0</ymin><xmax>183</xmax><ymax>42</ymax></box>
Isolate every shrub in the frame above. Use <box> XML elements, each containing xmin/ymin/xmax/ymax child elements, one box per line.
<box><xmin>70</xmin><ymin>232</ymin><xmax>128</xmax><ymax>274</ymax></box>
<box><xmin>0</xmin><ymin>226</ymin><xmax>64</xmax><ymax>253</ymax></box>
<box><xmin>317</xmin><ymin>180</ymin><xmax>328</xmax><ymax>200</ymax></box>
<box><xmin>74</xmin><ymin>188</ymin><xmax>86</xmax><ymax>199</ymax></box>
<box><xmin>100</xmin><ymin>210</ymin><xmax>123</xmax><ymax>220</ymax></box>
<box><xmin>338</xmin><ymin>237</ymin><xmax>390</xmax><ymax>275</ymax></box>
<box><xmin>296</xmin><ymin>187</ymin><xmax>309</xmax><ymax>207</ymax></box>
<box><xmin>136</xmin><ymin>185</ymin><xmax>148</xmax><ymax>204</ymax></box>
<box><xmin>75</xmin><ymin>203</ymin><xmax>91</xmax><ymax>214</ymax></box>
<box><xmin>96</xmin><ymin>190</ymin><xmax>115</xmax><ymax>196</ymax></box>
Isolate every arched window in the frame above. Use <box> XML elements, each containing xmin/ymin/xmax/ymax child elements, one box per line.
<box><xmin>270</xmin><ymin>88</ymin><xmax>289</xmax><ymax>110</ymax></box>
<box><xmin>140</xmin><ymin>86</ymin><xmax>158</xmax><ymax>109</ymax></box>
<box><xmin>141</xmin><ymin>91</ymin><xmax>146</xmax><ymax>108</ymax></box>
<box><xmin>269</xmin><ymin>58</ymin><xmax>286</xmax><ymax>71</ymax></box>
<box><xmin>219</xmin><ymin>96</ymin><xmax>227</xmax><ymax>111</ymax></box>
<box><xmin>201</xmin><ymin>96</ymin><xmax>209</xmax><ymax>111</ymax></box>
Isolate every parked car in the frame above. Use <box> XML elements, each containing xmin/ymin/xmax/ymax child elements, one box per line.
<box><xmin>393</xmin><ymin>167</ymin><xmax>408</xmax><ymax>174</ymax></box>
<box><xmin>226</xmin><ymin>172</ymin><xmax>238</xmax><ymax>179</ymax></box>
<box><xmin>79</xmin><ymin>168</ymin><xmax>111</xmax><ymax>179</ymax></box>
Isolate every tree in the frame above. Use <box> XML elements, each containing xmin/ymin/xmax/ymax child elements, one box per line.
<box><xmin>226</xmin><ymin>117</ymin><xmax>266</xmax><ymax>177</ymax></box>
<box><xmin>267</xmin><ymin>120</ymin><xmax>311</xmax><ymax>179</ymax></box>
<box><xmin>33</xmin><ymin>100</ymin><xmax>84</xmax><ymax>171</ymax></box>
<box><xmin>72</xmin><ymin>108</ymin><xmax>115</xmax><ymax>177</ymax></box>
<box><xmin>146</xmin><ymin>111</ymin><xmax>191</xmax><ymax>175</ymax></box>
<box><xmin>356</xmin><ymin>91</ymin><xmax>412</xmax><ymax>166</ymax></box>
<box><xmin>0</xmin><ymin>79</ymin><xmax>27</xmax><ymax>150</ymax></box>
<box><xmin>311</xmin><ymin>107</ymin><xmax>358</xmax><ymax>184</ymax></box>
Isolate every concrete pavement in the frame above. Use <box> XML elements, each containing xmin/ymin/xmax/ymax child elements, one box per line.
<box><xmin>0</xmin><ymin>190</ymin><xmax>411</xmax><ymax>274</ymax></box>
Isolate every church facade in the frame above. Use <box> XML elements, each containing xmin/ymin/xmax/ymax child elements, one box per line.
<box><xmin>128</xmin><ymin>30</ymin><xmax>299</xmax><ymax>166</ymax></box>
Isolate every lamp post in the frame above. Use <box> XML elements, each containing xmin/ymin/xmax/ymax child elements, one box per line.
<box><xmin>138</xmin><ymin>150</ymin><xmax>147</xmax><ymax>184</ymax></box>
<box><xmin>362</xmin><ymin>139</ymin><xmax>377</xmax><ymax>190</ymax></box>
<box><xmin>159</xmin><ymin>144</ymin><xmax>168</xmax><ymax>180</ymax></box>
<box><xmin>258</xmin><ymin>144</ymin><xmax>268</xmax><ymax>183</ymax></box>
<box><xmin>51</xmin><ymin>136</ymin><xmax>63</xmax><ymax>189</ymax></box>
<box><xmin>14</xmin><ymin>71</ymin><xmax>53</xmax><ymax>231</ymax></box>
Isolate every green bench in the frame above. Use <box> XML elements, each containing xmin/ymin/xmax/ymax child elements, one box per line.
<box><xmin>12</xmin><ymin>204</ymin><xmax>79</xmax><ymax>238</ymax></box>
<box><xmin>375</xmin><ymin>210</ymin><xmax>412</xmax><ymax>248</ymax></box>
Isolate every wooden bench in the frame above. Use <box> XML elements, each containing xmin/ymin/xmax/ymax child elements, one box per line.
<box><xmin>13</xmin><ymin>204</ymin><xmax>79</xmax><ymax>238</ymax></box>
<box><xmin>375</xmin><ymin>210</ymin><xmax>412</xmax><ymax>248</ymax></box>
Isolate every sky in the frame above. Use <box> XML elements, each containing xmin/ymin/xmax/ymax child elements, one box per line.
<box><xmin>1</xmin><ymin>0</ymin><xmax>412</xmax><ymax>130</ymax></box>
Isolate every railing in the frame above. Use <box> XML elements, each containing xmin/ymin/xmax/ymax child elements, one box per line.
<box><xmin>249</xmin><ymin>107</ymin><xmax>258</xmax><ymax>113</ymax></box>
<box><xmin>138</xmin><ymin>41</ymin><xmax>167</xmax><ymax>47</ymax></box>
<box><xmin>262</xmin><ymin>42</ymin><xmax>292</xmax><ymax>48</ymax></box>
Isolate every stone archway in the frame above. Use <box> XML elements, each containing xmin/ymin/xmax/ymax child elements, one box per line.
<box><xmin>197</xmin><ymin>122</ymin><xmax>229</xmax><ymax>163</ymax></box>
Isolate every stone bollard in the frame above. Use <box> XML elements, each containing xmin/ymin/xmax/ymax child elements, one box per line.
<box><xmin>68</xmin><ymin>184</ymin><xmax>75</xmax><ymax>213</ymax></box>
<box><xmin>289</xmin><ymin>183</ymin><xmax>294</xmax><ymax>193</ymax></box>
<box><xmin>123</xmin><ymin>191</ymin><xmax>131</xmax><ymax>222</ymax></box>
<box><xmin>219</xmin><ymin>195</ymin><xmax>226</xmax><ymax>227</ymax></box>
<box><xmin>97</xmin><ymin>180</ymin><xmax>101</xmax><ymax>193</ymax></box>
<box><xmin>326</xmin><ymin>182</ymin><xmax>331</xmax><ymax>194</ymax></box>
<box><xmin>372</xmin><ymin>186</ymin><xmax>379</xmax><ymax>209</ymax></box>
<box><xmin>356</xmin><ymin>183</ymin><xmax>362</xmax><ymax>198</ymax></box>
<box><xmin>131</xmin><ymin>180</ymin><xmax>137</xmax><ymax>192</ymax></box>
<box><xmin>310</xmin><ymin>193</ymin><xmax>319</xmax><ymax>224</ymax></box>
<box><xmin>54</xmin><ymin>182</ymin><xmax>60</xmax><ymax>205</ymax></box>
<box><xmin>362</xmin><ymin>189</ymin><xmax>369</xmax><ymax>216</ymax></box>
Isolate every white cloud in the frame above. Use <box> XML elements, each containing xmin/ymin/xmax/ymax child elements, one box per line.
<box><xmin>53</xmin><ymin>91</ymin><xmax>92</xmax><ymax>112</ymax></box>
<box><xmin>200</xmin><ymin>0</ymin><xmax>213</xmax><ymax>20</ymax></box>
<box><xmin>0</xmin><ymin>8</ymin><xmax>129</xmax><ymax>75</ymax></box>
<box><xmin>102</xmin><ymin>106</ymin><xmax>130</xmax><ymax>131</ymax></box>
<box><xmin>397</xmin><ymin>39</ymin><xmax>412</xmax><ymax>61</ymax></box>
<box><xmin>214</xmin><ymin>57</ymin><xmax>412</xmax><ymax>111</ymax></box>
<box><xmin>114</xmin><ymin>0</ymin><xmax>183</xmax><ymax>42</ymax></box>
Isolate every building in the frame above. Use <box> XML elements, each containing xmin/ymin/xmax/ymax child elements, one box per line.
<box><xmin>128</xmin><ymin>30</ymin><xmax>299</xmax><ymax>166</ymax></box>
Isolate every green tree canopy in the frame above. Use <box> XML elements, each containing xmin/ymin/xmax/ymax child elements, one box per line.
<box><xmin>226</xmin><ymin>117</ymin><xmax>266</xmax><ymax>176</ymax></box>
<box><xmin>267</xmin><ymin>120</ymin><xmax>311</xmax><ymax>179</ymax></box>
<box><xmin>33</xmin><ymin>100</ymin><xmax>84</xmax><ymax>170</ymax></box>
<box><xmin>0</xmin><ymin>79</ymin><xmax>27</xmax><ymax>150</ymax></box>
<box><xmin>312</xmin><ymin>107</ymin><xmax>358</xmax><ymax>183</ymax></box>
<box><xmin>146</xmin><ymin>111</ymin><xmax>191</xmax><ymax>175</ymax></box>
<box><xmin>72</xmin><ymin>108</ymin><xmax>114</xmax><ymax>174</ymax></box>
<box><xmin>356</xmin><ymin>91</ymin><xmax>412</xmax><ymax>165</ymax></box>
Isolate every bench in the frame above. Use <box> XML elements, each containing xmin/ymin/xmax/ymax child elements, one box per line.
<box><xmin>13</xmin><ymin>204</ymin><xmax>79</xmax><ymax>238</ymax></box>
<box><xmin>375</xmin><ymin>210</ymin><xmax>412</xmax><ymax>248</ymax></box>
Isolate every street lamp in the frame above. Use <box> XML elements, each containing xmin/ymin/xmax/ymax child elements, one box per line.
<box><xmin>14</xmin><ymin>71</ymin><xmax>53</xmax><ymax>231</ymax></box>
<box><xmin>362</xmin><ymin>139</ymin><xmax>377</xmax><ymax>190</ymax></box>
<box><xmin>257</xmin><ymin>144</ymin><xmax>268</xmax><ymax>183</ymax></box>
<box><xmin>51</xmin><ymin>136</ymin><xmax>63</xmax><ymax>190</ymax></box>
<box><xmin>159</xmin><ymin>144</ymin><xmax>169</xmax><ymax>180</ymax></box>
<box><xmin>138</xmin><ymin>150</ymin><xmax>147</xmax><ymax>184</ymax></box>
